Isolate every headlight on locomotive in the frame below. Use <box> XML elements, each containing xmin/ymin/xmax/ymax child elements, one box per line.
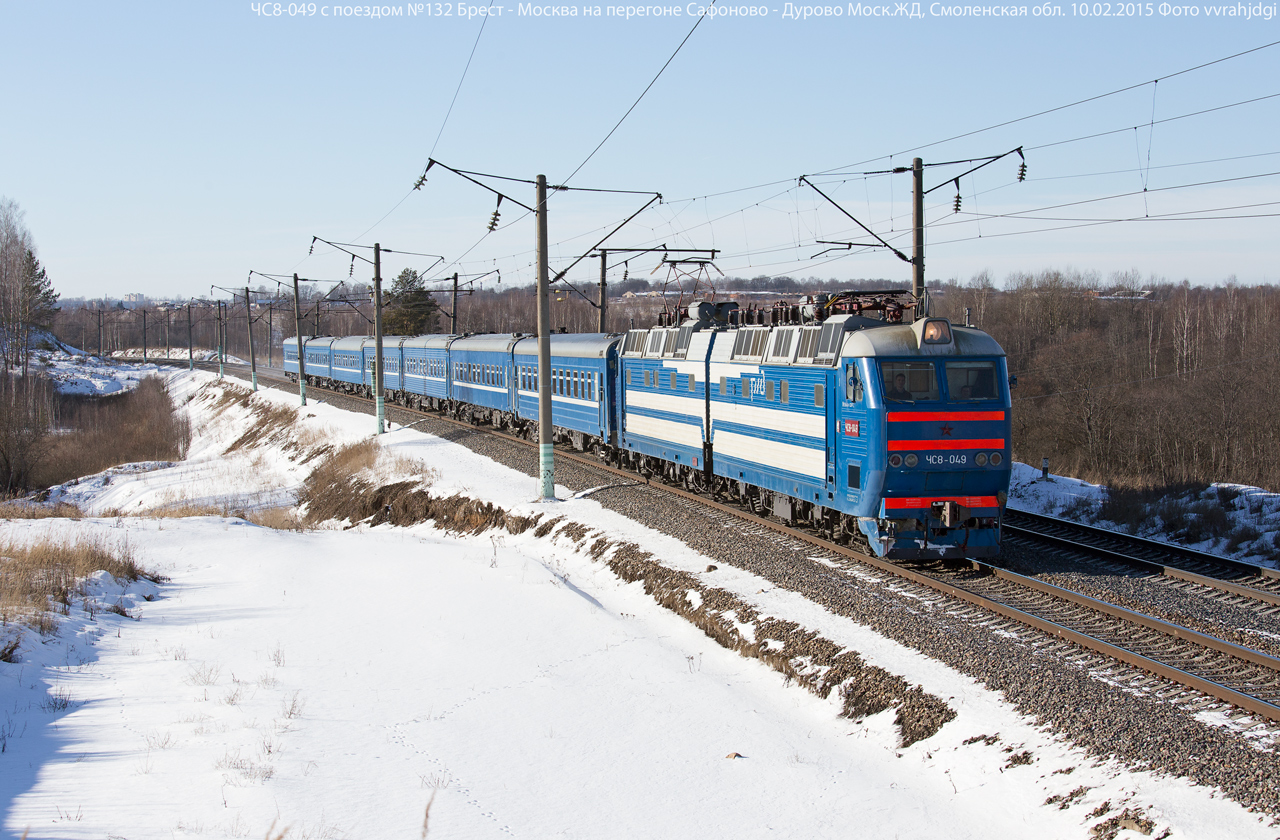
<box><xmin>889</xmin><ymin>454</ymin><xmax>903</xmax><ymax>468</ymax></box>
<box><xmin>990</xmin><ymin>452</ymin><xmax>1003</xmax><ymax>466</ymax></box>
<box><xmin>904</xmin><ymin>454</ymin><xmax>918</xmax><ymax>468</ymax></box>
<box><xmin>975</xmin><ymin>453</ymin><xmax>988</xmax><ymax>466</ymax></box>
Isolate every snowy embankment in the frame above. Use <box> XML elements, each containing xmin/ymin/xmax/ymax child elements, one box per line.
<box><xmin>0</xmin><ymin>365</ymin><xmax>1275</xmax><ymax>838</ymax></box>
<box><xmin>110</xmin><ymin>348</ymin><xmax>248</xmax><ymax>365</ymax></box>
<box><xmin>33</xmin><ymin>349</ymin><xmax>166</xmax><ymax>396</ymax></box>
<box><xmin>1008</xmin><ymin>462</ymin><xmax>1280</xmax><ymax>566</ymax></box>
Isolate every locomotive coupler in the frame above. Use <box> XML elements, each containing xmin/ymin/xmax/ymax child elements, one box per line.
<box><xmin>931</xmin><ymin>500</ymin><xmax>971</xmax><ymax>529</ymax></box>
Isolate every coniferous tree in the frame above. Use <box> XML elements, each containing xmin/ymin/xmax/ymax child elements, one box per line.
<box><xmin>384</xmin><ymin>268</ymin><xmax>438</xmax><ymax>335</ymax></box>
<box><xmin>19</xmin><ymin>248</ymin><xmax>59</xmax><ymax>371</ymax></box>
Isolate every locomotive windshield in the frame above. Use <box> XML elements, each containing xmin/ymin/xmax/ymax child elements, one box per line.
<box><xmin>879</xmin><ymin>361</ymin><xmax>939</xmax><ymax>402</ymax></box>
<box><xmin>944</xmin><ymin>361</ymin><xmax>998</xmax><ymax>401</ymax></box>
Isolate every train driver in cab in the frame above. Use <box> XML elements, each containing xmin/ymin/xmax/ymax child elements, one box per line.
<box><xmin>885</xmin><ymin>372</ymin><xmax>913</xmax><ymax>401</ymax></box>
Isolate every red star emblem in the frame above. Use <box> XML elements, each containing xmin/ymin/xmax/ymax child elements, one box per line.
<box><xmin>939</xmin><ymin>424</ymin><xmax>953</xmax><ymax>437</ymax></box>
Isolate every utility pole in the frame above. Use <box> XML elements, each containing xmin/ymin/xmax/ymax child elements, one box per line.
<box><xmin>451</xmin><ymin>272</ymin><xmax>459</xmax><ymax>334</ymax></box>
<box><xmin>912</xmin><ymin>157</ymin><xmax>925</xmax><ymax>303</ymax></box>
<box><xmin>536</xmin><ymin>175</ymin><xmax>554</xmax><ymax>501</ymax></box>
<box><xmin>217</xmin><ymin>301</ymin><xmax>225</xmax><ymax>379</ymax></box>
<box><xmin>141</xmin><ymin>309</ymin><xmax>148</xmax><ymax>361</ymax></box>
<box><xmin>165</xmin><ymin>310</ymin><xmax>170</xmax><ymax>360</ymax></box>
<box><xmin>598</xmin><ymin>250</ymin><xmax>608</xmax><ymax>333</ymax></box>
<box><xmin>293</xmin><ymin>274</ymin><xmax>307</xmax><ymax>406</ymax></box>
<box><xmin>373</xmin><ymin>243</ymin><xmax>386</xmax><ymax>435</ymax></box>
<box><xmin>97</xmin><ymin>310</ymin><xmax>103</xmax><ymax>357</ymax></box>
<box><xmin>266</xmin><ymin>304</ymin><xmax>273</xmax><ymax>368</ymax></box>
<box><xmin>245</xmin><ymin>287</ymin><xmax>258</xmax><ymax>391</ymax></box>
<box><xmin>187</xmin><ymin>304</ymin><xmax>194</xmax><ymax>371</ymax></box>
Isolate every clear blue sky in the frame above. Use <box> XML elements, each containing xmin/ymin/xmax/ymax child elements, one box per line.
<box><xmin>3</xmin><ymin>1</ymin><xmax>1278</xmax><ymax>300</ymax></box>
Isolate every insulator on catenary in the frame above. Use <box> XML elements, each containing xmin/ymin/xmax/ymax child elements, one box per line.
<box><xmin>488</xmin><ymin>196</ymin><xmax>503</xmax><ymax>232</ymax></box>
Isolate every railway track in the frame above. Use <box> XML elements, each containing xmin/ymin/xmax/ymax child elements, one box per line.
<box><xmin>1005</xmin><ymin>508</ymin><xmax>1280</xmax><ymax>611</ymax></box>
<box><xmin>185</xmin><ymin>361</ymin><xmax>1280</xmax><ymax>726</ymax></box>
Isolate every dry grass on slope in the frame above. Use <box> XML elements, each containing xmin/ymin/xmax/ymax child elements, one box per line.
<box><xmin>0</xmin><ymin>501</ymin><xmax>83</xmax><ymax>520</ymax></box>
<box><xmin>0</xmin><ymin>537</ymin><xmax>161</xmax><ymax>659</ymax></box>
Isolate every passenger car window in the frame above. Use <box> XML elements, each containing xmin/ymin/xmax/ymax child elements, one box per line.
<box><xmin>879</xmin><ymin>362</ymin><xmax>940</xmax><ymax>402</ymax></box>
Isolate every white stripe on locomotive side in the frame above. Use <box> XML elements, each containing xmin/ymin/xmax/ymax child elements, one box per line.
<box><xmin>708</xmin><ymin>362</ymin><xmax>760</xmax><ymax>379</ymax></box>
<box><xmin>624</xmin><ymin>389</ymin><xmax>704</xmax><ymax>419</ymax></box>
<box><xmin>713</xmin><ymin>430</ymin><xmax>826</xmax><ymax>480</ymax></box>
<box><xmin>625</xmin><ymin>413</ymin><xmax>705</xmax><ymax>449</ymax></box>
<box><xmin>709</xmin><ymin>401</ymin><xmax>824</xmax><ymax>439</ymax></box>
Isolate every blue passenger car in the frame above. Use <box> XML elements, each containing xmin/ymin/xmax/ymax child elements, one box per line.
<box><xmin>447</xmin><ymin>335</ymin><xmax>522</xmax><ymax>424</ymax></box>
<box><xmin>371</xmin><ymin>337</ymin><xmax>410</xmax><ymax>393</ymax></box>
<box><xmin>282</xmin><ymin>336</ymin><xmax>336</xmax><ymax>384</ymax></box>
<box><xmin>329</xmin><ymin>336</ymin><xmax>370</xmax><ymax>392</ymax></box>
<box><xmin>399</xmin><ymin>335</ymin><xmax>455</xmax><ymax>409</ymax></box>
<box><xmin>513</xmin><ymin>333</ymin><xmax>621</xmax><ymax>451</ymax></box>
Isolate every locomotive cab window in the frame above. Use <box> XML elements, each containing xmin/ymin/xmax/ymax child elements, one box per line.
<box><xmin>946</xmin><ymin>361</ymin><xmax>998</xmax><ymax>401</ymax></box>
<box><xmin>880</xmin><ymin>361</ymin><xmax>939</xmax><ymax>402</ymax></box>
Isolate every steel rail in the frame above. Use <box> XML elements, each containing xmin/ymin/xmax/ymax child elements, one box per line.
<box><xmin>197</xmin><ymin>360</ymin><xmax>1280</xmax><ymax>722</ymax></box>
<box><xmin>1004</xmin><ymin>525</ymin><xmax>1280</xmax><ymax>607</ymax></box>
<box><xmin>1007</xmin><ymin>507</ymin><xmax>1280</xmax><ymax>581</ymax></box>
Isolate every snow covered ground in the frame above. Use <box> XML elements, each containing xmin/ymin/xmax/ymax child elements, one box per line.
<box><xmin>110</xmin><ymin>348</ymin><xmax>248</xmax><ymax>365</ymax></box>
<box><xmin>1</xmin><ymin>360</ymin><xmax>1278</xmax><ymax>838</ymax></box>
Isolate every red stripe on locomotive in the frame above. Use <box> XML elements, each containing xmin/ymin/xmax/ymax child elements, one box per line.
<box><xmin>887</xmin><ymin>411</ymin><xmax>1006</xmax><ymax>422</ymax></box>
<box><xmin>887</xmin><ymin>438</ymin><xmax>1006</xmax><ymax>451</ymax></box>
<box><xmin>884</xmin><ymin>495</ymin><xmax>1000</xmax><ymax>510</ymax></box>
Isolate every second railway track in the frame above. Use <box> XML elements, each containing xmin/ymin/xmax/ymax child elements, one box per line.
<box><xmin>1005</xmin><ymin>507</ymin><xmax>1280</xmax><ymax>610</ymax></box>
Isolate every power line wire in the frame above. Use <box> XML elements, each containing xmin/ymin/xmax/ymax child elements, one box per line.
<box><xmin>819</xmin><ymin>38</ymin><xmax>1280</xmax><ymax>173</ymax></box>
<box><xmin>1026</xmin><ymin>91</ymin><xmax>1280</xmax><ymax>153</ymax></box>
<box><xmin>558</xmin><ymin>1</ymin><xmax>717</xmax><ymax>188</ymax></box>
<box><xmin>428</xmin><ymin>7</ymin><xmax>493</xmax><ymax>161</ymax></box>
